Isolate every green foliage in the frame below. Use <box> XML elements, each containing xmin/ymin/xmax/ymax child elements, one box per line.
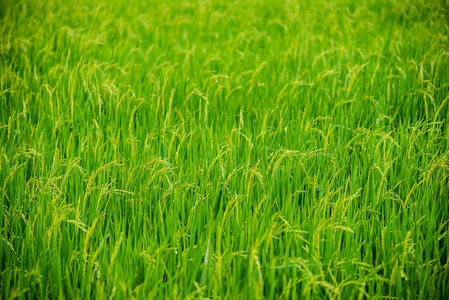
<box><xmin>1</xmin><ymin>0</ymin><xmax>448</xmax><ymax>298</ymax></box>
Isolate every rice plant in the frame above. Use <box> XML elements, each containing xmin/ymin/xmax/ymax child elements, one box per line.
<box><xmin>1</xmin><ymin>0</ymin><xmax>448</xmax><ymax>298</ymax></box>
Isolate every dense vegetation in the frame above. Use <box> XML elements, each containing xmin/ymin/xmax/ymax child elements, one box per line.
<box><xmin>1</xmin><ymin>0</ymin><xmax>449</xmax><ymax>298</ymax></box>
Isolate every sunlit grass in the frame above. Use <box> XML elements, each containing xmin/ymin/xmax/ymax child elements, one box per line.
<box><xmin>1</xmin><ymin>0</ymin><xmax>448</xmax><ymax>298</ymax></box>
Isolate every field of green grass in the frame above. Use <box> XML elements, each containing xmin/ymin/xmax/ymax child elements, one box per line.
<box><xmin>1</xmin><ymin>0</ymin><xmax>449</xmax><ymax>298</ymax></box>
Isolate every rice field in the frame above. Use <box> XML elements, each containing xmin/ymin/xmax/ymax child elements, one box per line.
<box><xmin>1</xmin><ymin>0</ymin><xmax>449</xmax><ymax>298</ymax></box>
